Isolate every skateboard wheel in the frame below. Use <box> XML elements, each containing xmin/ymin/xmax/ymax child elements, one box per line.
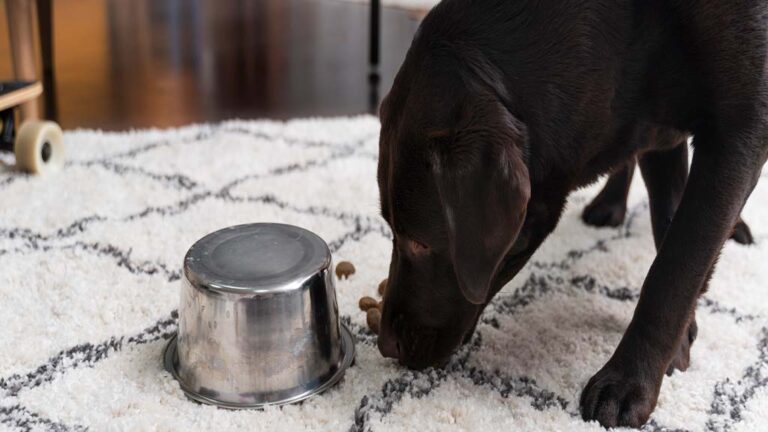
<box><xmin>15</xmin><ymin>121</ymin><xmax>64</xmax><ymax>175</ymax></box>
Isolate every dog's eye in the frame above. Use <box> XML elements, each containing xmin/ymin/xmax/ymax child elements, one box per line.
<box><xmin>408</xmin><ymin>239</ymin><xmax>430</xmax><ymax>254</ymax></box>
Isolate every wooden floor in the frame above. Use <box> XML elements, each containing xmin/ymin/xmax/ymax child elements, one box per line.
<box><xmin>0</xmin><ymin>0</ymin><xmax>420</xmax><ymax>130</ymax></box>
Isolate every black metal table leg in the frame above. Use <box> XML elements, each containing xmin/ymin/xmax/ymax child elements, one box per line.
<box><xmin>369</xmin><ymin>0</ymin><xmax>381</xmax><ymax>68</ymax></box>
<box><xmin>368</xmin><ymin>0</ymin><xmax>382</xmax><ymax>113</ymax></box>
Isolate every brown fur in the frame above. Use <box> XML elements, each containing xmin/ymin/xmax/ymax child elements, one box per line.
<box><xmin>376</xmin><ymin>0</ymin><xmax>768</xmax><ymax>428</ymax></box>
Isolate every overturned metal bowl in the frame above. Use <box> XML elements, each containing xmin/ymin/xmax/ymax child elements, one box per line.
<box><xmin>164</xmin><ymin>223</ymin><xmax>355</xmax><ymax>408</ymax></box>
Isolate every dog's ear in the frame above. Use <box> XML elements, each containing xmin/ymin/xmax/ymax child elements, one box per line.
<box><xmin>431</xmin><ymin>100</ymin><xmax>530</xmax><ymax>305</ymax></box>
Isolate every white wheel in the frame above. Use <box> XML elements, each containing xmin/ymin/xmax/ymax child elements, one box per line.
<box><xmin>15</xmin><ymin>120</ymin><xmax>64</xmax><ymax>175</ymax></box>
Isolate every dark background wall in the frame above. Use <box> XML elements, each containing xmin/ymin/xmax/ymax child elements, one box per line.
<box><xmin>0</xmin><ymin>0</ymin><xmax>421</xmax><ymax>130</ymax></box>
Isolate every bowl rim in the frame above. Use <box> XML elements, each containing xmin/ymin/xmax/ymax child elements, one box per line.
<box><xmin>163</xmin><ymin>322</ymin><xmax>356</xmax><ymax>409</ymax></box>
<box><xmin>183</xmin><ymin>223</ymin><xmax>332</xmax><ymax>295</ymax></box>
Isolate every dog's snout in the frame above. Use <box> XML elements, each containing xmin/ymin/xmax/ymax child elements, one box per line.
<box><xmin>378</xmin><ymin>307</ymin><xmax>401</xmax><ymax>359</ymax></box>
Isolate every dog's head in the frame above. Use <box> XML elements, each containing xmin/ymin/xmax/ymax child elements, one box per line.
<box><xmin>377</xmin><ymin>49</ymin><xmax>531</xmax><ymax>369</ymax></box>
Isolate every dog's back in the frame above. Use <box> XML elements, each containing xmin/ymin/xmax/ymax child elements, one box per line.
<box><xmin>404</xmin><ymin>0</ymin><xmax>698</xmax><ymax>173</ymax></box>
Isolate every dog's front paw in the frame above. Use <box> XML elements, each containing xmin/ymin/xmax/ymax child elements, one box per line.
<box><xmin>580</xmin><ymin>362</ymin><xmax>661</xmax><ymax>428</ymax></box>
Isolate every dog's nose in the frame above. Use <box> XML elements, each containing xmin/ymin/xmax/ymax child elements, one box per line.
<box><xmin>378</xmin><ymin>332</ymin><xmax>400</xmax><ymax>359</ymax></box>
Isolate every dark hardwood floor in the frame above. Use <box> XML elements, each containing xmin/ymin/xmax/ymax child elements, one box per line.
<box><xmin>0</xmin><ymin>0</ymin><xmax>421</xmax><ymax>130</ymax></box>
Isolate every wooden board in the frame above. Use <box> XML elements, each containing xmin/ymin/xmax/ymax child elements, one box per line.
<box><xmin>0</xmin><ymin>81</ymin><xmax>43</xmax><ymax>112</ymax></box>
<box><xmin>6</xmin><ymin>0</ymin><xmax>40</xmax><ymax>120</ymax></box>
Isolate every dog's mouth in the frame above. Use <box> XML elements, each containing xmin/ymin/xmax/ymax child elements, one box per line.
<box><xmin>396</xmin><ymin>326</ymin><xmax>467</xmax><ymax>370</ymax></box>
<box><xmin>401</xmin><ymin>352</ymin><xmax>452</xmax><ymax>370</ymax></box>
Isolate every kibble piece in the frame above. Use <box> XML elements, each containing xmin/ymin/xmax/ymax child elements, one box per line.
<box><xmin>359</xmin><ymin>296</ymin><xmax>378</xmax><ymax>311</ymax></box>
<box><xmin>378</xmin><ymin>278</ymin><xmax>388</xmax><ymax>297</ymax></box>
<box><xmin>377</xmin><ymin>301</ymin><xmax>384</xmax><ymax>310</ymax></box>
<box><xmin>367</xmin><ymin>308</ymin><xmax>381</xmax><ymax>334</ymax></box>
<box><xmin>335</xmin><ymin>261</ymin><xmax>356</xmax><ymax>279</ymax></box>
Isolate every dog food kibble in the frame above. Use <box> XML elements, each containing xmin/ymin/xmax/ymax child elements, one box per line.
<box><xmin>336</xmin><ymin>261</ymin><xmax>356</xmax><ymax>279</ymax></box>
<box><xmin>359</xmin><ymin>296</ymin><xmax>378</xmax><ymax>311</ymax></box>
<box><xmin>367</xmin><ymin>308</ymin><xmax>381</xmax><ymax>334</ymax></box>
<box><xmin>358</xmin><ymin>277</ymin><xmax>387</xmax><ymax>334</ymax></box>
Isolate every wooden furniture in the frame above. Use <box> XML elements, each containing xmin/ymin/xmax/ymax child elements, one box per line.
<box><xmin>4</xmin><ymin>0</ymin><xmax>56</xmax><ymax>122</ymax></box>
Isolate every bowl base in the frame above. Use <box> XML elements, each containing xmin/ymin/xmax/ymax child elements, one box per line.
<box><xmin>163</xmin><ymin>323</ymin><xmax>356</xmax><ymax>409</ymax></box>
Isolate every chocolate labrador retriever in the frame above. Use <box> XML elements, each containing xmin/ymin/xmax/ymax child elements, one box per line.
<box><xmin>376</xmin><ymin>0</ymin><xmax>768</xmax><ymax>428</ymax></box>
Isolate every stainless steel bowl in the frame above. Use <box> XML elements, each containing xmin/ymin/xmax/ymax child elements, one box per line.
<box><xmin>164</xmin><ymin>223</ymin><xmax>355</xmax><ymax>408</ymax></box>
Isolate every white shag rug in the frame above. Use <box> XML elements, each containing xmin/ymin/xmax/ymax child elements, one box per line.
<box><xmin>0</xmin><ymin>116</ymin><xmax>767</xmax><ymax>432</ymax></box>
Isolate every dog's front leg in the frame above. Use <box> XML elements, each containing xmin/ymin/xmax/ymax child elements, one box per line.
<box><xmin>579</xmin><ymin>138</ymin><xmax>767</xmax><ymax>427</ymax></box>
<box><xmin>579</xmin><ymin>2</ymin><xmax>768</xmax><ymax>426</ymax></box>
